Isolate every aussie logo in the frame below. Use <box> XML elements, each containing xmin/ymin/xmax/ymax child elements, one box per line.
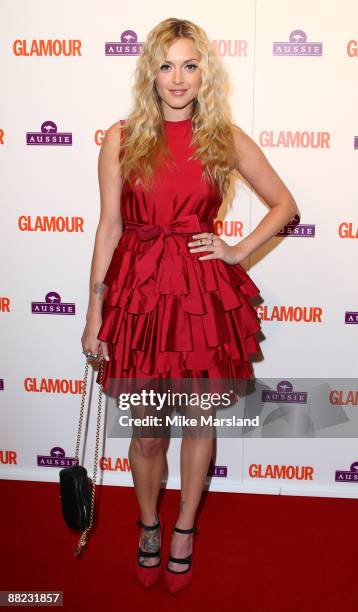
<box><xmin>37</xmin><ymin>447</ymin><xmax>77</xmax><ymax>467</ymax></box>
<box><xmin>26</xmin><ymin>120</ymin><xmax>72</xmax><ymax>145</ymax></box>
<box><xmin>105</xmin><ymin>30</ymin><xmax>143</xmax><ymax>56</ymax></box>
<box><xmin>207</xmin><ymin>463</ymin><xmax>227</xmax><ymax>477</ymax></box>
<box><xmin>273</xmin><ymin>30</ymin><xmax>323</xmax><ymax>56</ymax></box>
<box><xmin>31</xmin><ymin>291</ymin><xmax>75</xmax><ymax>315</ymax></box>
<box><xmin>335</xmin><ymin>461</ymin><xmax>358</xmax><ymax>483</ymax></box>
<box><xmin>277</xmin><ymin>214</ymin><xmax>315</xmax><ymax>237</ymax></box>
<box><xmin>261</xmin><ymin>381</ymin><xmax>308</xmax><ymax>404</ymax></box>
<box><xmin>345</xmin><ymin>312</ymin><xmax>358</xmax><ymax>324</ymax></box>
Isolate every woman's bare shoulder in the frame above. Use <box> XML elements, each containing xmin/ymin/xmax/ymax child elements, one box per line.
<box><xmin>231</xmin><ymin>123</ymin><xmax>253</xmax><ymax>148</ymax></box>
<box><xmin>100</xmin><ymin>120</ymin><xmax>125</xmax><ymax>161</ymax></box>
<box><xmin>230</xmin><ymin>123</ymin><xmax>263</xmax><ymax>171</ymax></box>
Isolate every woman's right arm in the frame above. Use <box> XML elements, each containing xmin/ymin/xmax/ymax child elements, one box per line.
<box><xmin>81</xmin><ymin>121</ymin><xmax>123</xmax><ymax>357</ymax></box>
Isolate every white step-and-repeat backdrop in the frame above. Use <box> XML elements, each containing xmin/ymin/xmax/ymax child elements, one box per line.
<box><xmin>1</xmin><ymin>0</ymin><xmax>357</xmax><ymax>498</ymax></box>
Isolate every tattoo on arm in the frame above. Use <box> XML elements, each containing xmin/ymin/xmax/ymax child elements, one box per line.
<box><xmin>180</xmin><ymin>497</ymin><xmax>185</xmax><ymax>512</ymax></box>
<box><xmin>93</xmin><ymin>281</ymin><xmax>106</xmax><ymax>297</ymax></box>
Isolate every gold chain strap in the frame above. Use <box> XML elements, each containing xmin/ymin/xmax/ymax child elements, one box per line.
<box><xmin>74</xmin><ymin>356</ymin><xmax>105</xmax><ymax>557</ymax></box>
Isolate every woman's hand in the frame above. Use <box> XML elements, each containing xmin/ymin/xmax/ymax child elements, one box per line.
<box><xmin>188</xmin><ymin>232</ymin><xmax>246</xmax><ymax>265</ymax></box>
<box><xmin>81</xmin><ymin>316</ymin><xmax>110</xmax><ymax>361</ymax></box>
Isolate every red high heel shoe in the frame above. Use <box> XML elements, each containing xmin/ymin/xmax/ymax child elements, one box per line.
<box><xmin>164</xmin><ymin>524</ymin><xmax>198</xmax><ymax>594</ymax></box>
<box><xmin>135</xmin><ymin>516</ymin><xmax>162</xmax><ymax>588</ymax></box>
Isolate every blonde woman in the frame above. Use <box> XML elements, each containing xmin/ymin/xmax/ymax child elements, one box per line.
<box><xmin>81</xmin><ymin>17</ymin><xmax>297</xmax><ymax>593</ymax></box>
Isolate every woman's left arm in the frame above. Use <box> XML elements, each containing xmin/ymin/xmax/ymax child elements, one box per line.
<box><xmin>230</xmin><ymin>127</ymin><xmax>298</xmax><ymax>261</ymax></box>
<box><xmin>189</xmin><ymin>127</ymin><xmax>298</xmax><ymax>264</ymax></box>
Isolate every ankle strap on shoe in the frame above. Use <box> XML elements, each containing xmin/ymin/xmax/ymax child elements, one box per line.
<box><xmin>173</xmin><ymin>525</ymin><xmax>197</xmax><ymax>534</ymax></box>
<box><xmin>138</xmin><ymin>547</ymin><xmax>161</xmax><ymax>558</ymax></box>
<box><xmin>168</xmin><ymin>553</ymin><xmax>192</xmax><ymax>564</ymax></box>
<box><xmin>137</xmin><ymin>519</ymin><xmax>160</xmax><ymax>531</ymax></box>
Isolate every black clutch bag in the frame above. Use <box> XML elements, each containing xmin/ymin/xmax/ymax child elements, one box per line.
<box><xmin>59</xmin><ymin>355</ymin><xmax>105</xmax><ymax>556</ymax></box>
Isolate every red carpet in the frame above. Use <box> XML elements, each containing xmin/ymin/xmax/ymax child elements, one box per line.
<box><xmin>0</xmin><ymin>479</ymin><xmax>356</xmax><ymax>611</ymax></box>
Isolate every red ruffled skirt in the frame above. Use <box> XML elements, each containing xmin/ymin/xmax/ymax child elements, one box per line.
<box><xmin>95</xmin><ymin>230</ymin><xmax>263</xmax><ymax>395</ymax></box>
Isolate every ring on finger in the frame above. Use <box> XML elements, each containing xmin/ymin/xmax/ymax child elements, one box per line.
<box><xmin>83</xmin><ymin>350</ymin><xmax>99</xmax><ymax>361</ymax></box>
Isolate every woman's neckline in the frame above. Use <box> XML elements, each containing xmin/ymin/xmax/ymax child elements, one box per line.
<box><xmin>163</xmin><ymin>117</ymin><xmax>192</xmax><ymax>126</ymax></box>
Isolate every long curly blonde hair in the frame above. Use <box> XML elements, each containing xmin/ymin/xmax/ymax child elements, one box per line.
<box><xmin>120</xmin><ymin>17</ymin><xmax>240</xmax><ymax>200</ymax></box>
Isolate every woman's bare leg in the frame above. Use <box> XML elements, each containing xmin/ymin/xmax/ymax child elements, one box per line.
<box><xmin>168</xmin><ymin>433</ymin><xmax>213</xmax><ymax>571</ymax></box>
<box><xmin>128</xmin><ymin>436</ymin><xmax>166</xmax><ymax>566</ymax></box>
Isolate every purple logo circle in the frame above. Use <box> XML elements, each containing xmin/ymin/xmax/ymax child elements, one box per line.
<box><xmin>45</xmin><ymin>292</ymin><xmax>61</xmax><ymax>304</ymax></box>
<box><xmin>287</xmin><ymin>213</ymin><xmax>300</xmax><ymax>227</ymax></box>
<box><xmin>41</xmin><ymin>120</ymin><xmax>57</xmax><ymax>134</ymax></box>
<box><xmin>50</xmin><ymin>447</ymin><xmax>65</xmax><ymax>457</ymax></box>
<box><xmin>289</xmin><ymin>30</ymin><xmax>307</xmax><ymax>43</ymax></box>
<box><xmin>277</xmin><ymin>380</ymin><xmax>293</xmax><ymax>392</ymax></box>
<box><xmin>121</xmin><ymin>30</ymin><xmax>137</xmax><ymax>43</ymax></box>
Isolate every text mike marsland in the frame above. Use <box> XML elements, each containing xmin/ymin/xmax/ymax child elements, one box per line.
<box><xmin>118</xmin><ymin>415</ymin><xmax>260</xmax><ymax>427</ymax></box>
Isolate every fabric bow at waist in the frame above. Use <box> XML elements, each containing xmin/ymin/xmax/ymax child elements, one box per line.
<box><xmin>124</xmin><ymin>214</ymin><xmax>214</xmax><ymax>286</ymax></box>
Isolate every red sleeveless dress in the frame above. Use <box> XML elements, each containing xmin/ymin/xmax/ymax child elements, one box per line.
<box><xmin>96</xmin><ymin>117</ymin><xmax>263</xmax><ymax>394</ymax></box>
